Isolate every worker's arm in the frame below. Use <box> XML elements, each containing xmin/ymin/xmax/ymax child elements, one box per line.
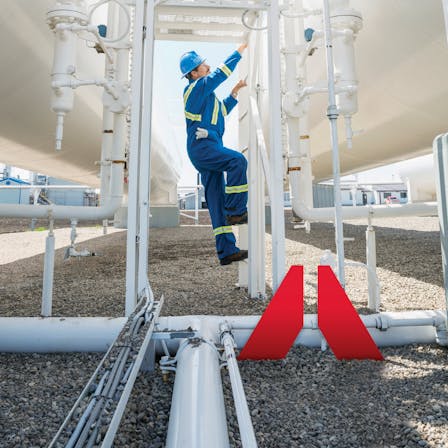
<box><xmin>222</xmin><ymin>78</ymin><xmax>248</xmax><ymax>116</ymax></box>
<box><xmin>196</xmin><ymin>44</ymin><xmax>247</xmax><ymax>97</ymax></box>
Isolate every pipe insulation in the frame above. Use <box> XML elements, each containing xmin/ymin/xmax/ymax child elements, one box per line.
<box><xmin>165</xmin><ymin>319</ymin><xmax>230</xmax><ymax>448</ymax></box>
<box><xmin>0</xmin><ymin>317</ymin><xmax>126</xmax><ymax>352</ymax></box>
<box><xmin>292</xmin><ymin>200</ymin><xmax>438</xmax><ymax>222</ymax></box>
<box><xmin>0</xmin><ymin>311</ymin><xmax>445</xmax><ymax>353</ymax></box>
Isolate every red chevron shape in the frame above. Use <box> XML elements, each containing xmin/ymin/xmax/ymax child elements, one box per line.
<box><xmin>318</xmin><ymin>266</ymin><xmax>383</xmax><ymax>360</ymax></box>
<box><xmin>238</xmin><ymin>265</ymin><xmax>303</xmax><ymax>360</ymax></box>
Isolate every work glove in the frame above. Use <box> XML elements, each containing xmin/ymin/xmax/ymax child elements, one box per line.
<box><xmin>195</xmin><ymin>127</ymin><xmax>208</xmax><ymax>140</ymax></box>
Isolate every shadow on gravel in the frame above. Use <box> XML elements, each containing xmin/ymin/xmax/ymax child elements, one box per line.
<box><xmin>235</xmin><ymin>344</ymin><xmax>448</xmax><ymax>448</ymax></box>
<box><xmin>276</xmin><ymin>215</ymin><xmax>443</xmax><ymax>288</ymax></box>
<box><xmin>0</xmin><ymin>232</ymin><xmax>127</xmax><ymax>317</ymax></box>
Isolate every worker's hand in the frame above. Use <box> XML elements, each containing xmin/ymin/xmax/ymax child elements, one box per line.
<box><xmin>231</xmin><ymin>79</ymin><xmax>248</xmax><ymax>98</ymax></box>
<box><xmin>237</xmin><ymin>43</ymin><xmax>248</xmax><ymax>55</ymax></box>
<box><xmin>195</xmin><ymin>127</ymin><xmax>208</xmax><ymax>140</ymax></box>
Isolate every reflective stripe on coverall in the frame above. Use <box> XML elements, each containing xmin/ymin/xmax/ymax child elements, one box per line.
<box><xmin>184</xmin><ymin>50</ymin><xmax>248</xmax><ymax>260</ymax></box>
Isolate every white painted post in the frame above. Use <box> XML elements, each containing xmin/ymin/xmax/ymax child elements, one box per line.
<box><xmin>322</xmin><ymin>0</ymin><xmax>346</xmax><ymax>287</ymax></box>
<box><xmin>41</xmin><ymin>218</ymin><xmax>55</xmax><ymax>317</ymax></box>
<box><xmin>442</xmin><ymin>0</ymin><xmax>448</xmax><ymax>46</ymax></box>
<box><xmin>194</xmin><ymin>186</ymin><xmax>199</xmax><ymax>225</ymax></box>
<box><xmin>125</xmin><ymin>0</ymin><xmax>145</xmax><ymax>316</ymax></box>
<box><xmin>248</xmin><ymin>114</ymin><xmax>259</xmax><ymax>297</ymax></box>
<box><xmin>137</xmin><ymin>0</ymin><xmax>156</xmax><ymax>295</ymax></box>
<box><xmin>267</xmin><ymin>0</ymin><xmax>286</xmax><ymax>292</ymax></box>
<box><xmin>366</xmin><ymin>221</ymin><xmax>379</xmax><ymax>311</ymax></box>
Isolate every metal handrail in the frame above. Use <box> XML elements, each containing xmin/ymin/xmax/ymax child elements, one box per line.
<box><xmin>249</xmin><ymin>96</ymin><xmax>272</xmax><ymax>203</ymax></box>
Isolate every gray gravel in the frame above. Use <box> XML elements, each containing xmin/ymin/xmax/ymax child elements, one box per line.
<box><xmin>1</xmin><ymin>214</ymin><xmax>447</xmax><ymax>447</ymax></box>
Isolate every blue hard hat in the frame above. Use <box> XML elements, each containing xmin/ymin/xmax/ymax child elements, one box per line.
<box><xmin>180</xmin><ymin>51</ymin><xmax>206</xmax><ymax>78</ymax></box>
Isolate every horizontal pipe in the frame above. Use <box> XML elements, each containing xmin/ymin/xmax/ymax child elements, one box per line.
<box><xmin>0</xmin><ymin>185</ymin><xmax>92</xmax><ymax>190</ymax></box>
<box><xmin>292</xmin><ymin>197</ymin><xmax>438</xmax><ymax>222</ymax></box>
<box><xmin>0</xmin><ymin>311</ymin><xmax>445</xmax><ymax>352</ymax></box>
<box><xmin>0</xmin><ymin>317</ymin><xmax>126</xmax><ymax>352</ymax></box>
<box><xmin>0</xmin><ymin>195</ymin><xmax>122</xmax><ymax>220</ymax></box>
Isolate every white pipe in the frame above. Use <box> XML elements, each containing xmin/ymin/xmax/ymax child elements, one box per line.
<box><xmin>41</xmin><ymin>222</ymin><xmax>55</xmax><ymax>317</ymax></box>
<box><xmin>195</xmin><ymin>185</ymin><xmax>199</xmax><ymax>225</ymax></box>
<box><xmin>220</xmin><ymin>324</ymin><xmax>258</xmax><ymax>448</ymax></box>
<box><xmin>166</xmin><ymin>319</ymin><xmax>230</xmax><ymax>448</ymax></box>
<box><xmin>433</xmin><ymin>133</ymin><xmax>448</xmax><ymax>329</ymax></box>
<box><xmin>366</xmin><ymin>222</ymin><xmax>379</xmax><ymax>311</ymax></box>
<box><xmin>323</xmin><ymin>0</ymin><xmax>346</xmax><ymax>287</ymax></box>
<box><xmin>0</xmin><ymin>185</ymin><xmax>92</xmax><ymax>190</ymax></box>
<box><xmin>248</xmin><ymin>100</ymin><xmax>266</xmax><ymax>298</ymax></box>
<box><xmin>0</xmin><ymin>317</ymin><xmax>126</xmax><ymax>352</ymax></box>
<box><xmin>137</xmin><ymin>0</ymin><xmax>156</xmax><ymax>296</ymax></box>
<box><xmin>442</xmin><ymin>0</ymin><xmax>448</xmax><ymax>46</ymax></box>
<box><xmin>292</xmin><ymin>199</ymin><xmax>438</xmax><ymax>222</ymax></box>
<box><xmin>125</xmin><ymin>0</ymin><xmax>145</xmax><ymax>316</ymax></box>
<box><xmin>284</xmin><ymin>0</ymin><xmax>314</xmax><ymax>217</ymax></box>
<box><xmin>98</xmin><ymin>2</ymin><xmax>118</xmax><ymax>206</ymax></box>
<box><xmin>0</xmin><ymin>193</ymin><xmax>122</xmax><ymax>220</ymax></box>
<box><xmin>2</xmin><ymin>311</ymin><xmax>445</xmax><ymax>353</ymax></box>
<box><xmin>267</xmin><ymin>0</ymin><xmax>286</xmax><ymax>291</ymax></box>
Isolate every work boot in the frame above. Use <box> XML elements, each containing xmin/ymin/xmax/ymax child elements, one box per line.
<box><xmin>226</xmin><ymin>211</ymin><xmax>248</xmax><ymax>226</ymax></box>
<box><xmin>220</xmin><ymin>250</ymin><xmax>248</xmax><ymax>266</ymax></box>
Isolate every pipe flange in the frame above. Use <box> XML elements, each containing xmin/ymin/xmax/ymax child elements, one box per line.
<box><xmin>283</xmin><ymin>92</ymin><xmax>309</xmax><ymax>118</ymax></box>
<box><xmin>47</xmin><ymin>2</ymin><xmax>89</xmax><ymax>29</ymax></box>
<box><xmin>102</xmin><ymin>82</ymin><xmax>131</xmax><ymax>114</ymax></box>
<box><xmin>330</xmin><ymin>9</ymin><xmax>363</xmax><ymax>33</ymax></box>
<box><xmin>378</xmin><ymin>315</ymin><xmax>389</xmax><ymax>331</ymax></box>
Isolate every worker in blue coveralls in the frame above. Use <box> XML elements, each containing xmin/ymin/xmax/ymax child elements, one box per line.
<box><xmin>180</xmin><ymin>44</ymin><xmax>249</xmax><ymax>266</ymax></box>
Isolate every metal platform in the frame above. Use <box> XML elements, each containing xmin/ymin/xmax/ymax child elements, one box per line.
<box><xmin>155</xmin><ymin>0</ymin><xmax>267</xmax><ymax>42</ymax></box>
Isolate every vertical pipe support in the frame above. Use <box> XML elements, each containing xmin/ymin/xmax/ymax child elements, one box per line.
<box><xmin>366</xmin><ymin>216</ymin><xmax>379</xmax><ymax>311</ymax></box>
<box><xmin>322</xmin><ymin>0</ymin><xmax>346</xmax><ymax>287</ymax></box>
<box><xmin>125</xmin><ymin>0</ymin><xmax>145</xmax><ymax>316</ymax></box>
<box><xmin>41</xmin><ymin>216</ymin><xmax>55</xmax><ymax>317</ymax></box>
<box><xmin>194</xmin><ymin>185</ymin><xmax>199</xmax><ymax>225</ymax></box>
<box><xmin>433</xmin><ymin>133</ymin><xmax>448</xmax><ymax>332</ymax></box>
<box><xmin>267</xmin><ymin>0</ymin><xmax>286</xmax><ymax>291</ymax></box>
<box><xmin>248</xmin><ymin>111</ymin><xmax>258</xmax><ymax>297</ymax></box>
<box><xmin>442</xmin><ymin>0</ymin><xmax>448</xmax><ymax>46</ymax></box>
<box><xmin>137</xmin><ymin>0</ymin><xmax>156</xmax><ymax>295</ymax></box>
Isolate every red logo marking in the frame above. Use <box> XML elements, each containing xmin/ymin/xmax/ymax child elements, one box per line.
<box><xmin>238</xmin><ymin>266</ymin><xmax>304</xmax><ymax>360</ymax></box>
<box><xmin>238</xmin><ymin>265</ymin><xmax>383</xmax><ymax>361</ymax></box>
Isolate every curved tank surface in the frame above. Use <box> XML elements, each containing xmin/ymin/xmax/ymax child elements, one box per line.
<box><xmin>0</xmin><ymin>1</ymin><xmax>179</xmax><ymax>200</ymax></box>
<box><xmin>303</xmin><ymin>0</ymin><xmax>448</xmax><ymax>180</ymax></box>
<box><xmin>1</xmin><ymin>0</ymin><xmax>446</xmax><ymax>189</ymax></box>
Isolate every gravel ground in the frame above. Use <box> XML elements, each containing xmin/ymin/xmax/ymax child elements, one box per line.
<box><xmin>0</xmin><ymin>214</ymin><xmax>447</xmax><ymax>447</ymax></box>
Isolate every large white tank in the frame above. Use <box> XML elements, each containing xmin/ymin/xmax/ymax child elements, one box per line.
<box><xmin>302</xmin><ymin>0</ymin><xmax>448</xmax><ymax>180</ymax></box>
<box><xmin>0</xmin><ymin>1</ymin><xmax>179</xmax><ymax>203</ymax></box>
<box><xmin>398</xmin><ymin>154</ymin><xmax>437</xmax><ymax>202</ymax></box>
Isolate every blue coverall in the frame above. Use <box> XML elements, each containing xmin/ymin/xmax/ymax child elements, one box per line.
<box><xmin>183</xmin><ymin>50</ymin><xmax>248</xmax><ymax>261</ymax></box>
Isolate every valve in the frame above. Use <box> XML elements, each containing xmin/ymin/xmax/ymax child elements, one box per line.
<box><xmin>47</xmin><ymin>1</ymin><xmax>88</xmax><ymax>151</ymax></box>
